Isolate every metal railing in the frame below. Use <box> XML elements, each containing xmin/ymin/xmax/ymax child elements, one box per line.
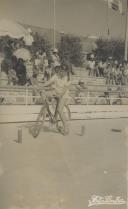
<box><xmin>0</xmin><ymin>91</ymin><xmax>128</xmax><ymax>106</ymax></box>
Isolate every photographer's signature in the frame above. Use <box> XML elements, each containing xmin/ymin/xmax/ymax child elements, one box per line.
<box><xmin>88</xmin><ymin>195</ymin><xmax>126</xmax><ymax>207</ymax></box>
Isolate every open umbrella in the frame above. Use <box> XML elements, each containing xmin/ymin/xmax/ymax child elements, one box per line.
<box><xmin>0</xmin><ymin>19</ymin><xmax>33</xmax><ymax>45</ymax></box>
<box><xmin>13</xmin><ymin>48</ymin><xmax>32</xmax><ymax>60</ymax></box>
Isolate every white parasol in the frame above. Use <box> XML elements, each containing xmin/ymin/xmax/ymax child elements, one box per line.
<box><xmin>0</xmin><ymin>19</ymin><xmax>33</xmax><ymax>45</ymax></box>
<box><xmin>13</xmin><ymin>48</ymin><xmax>32</xmax><ymax>60</ymax></box>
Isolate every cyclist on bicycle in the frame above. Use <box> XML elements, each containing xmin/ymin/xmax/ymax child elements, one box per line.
<box><xmin>36</xmin><ymin>65</ymin><xmax>71</xmax><ymax>135</ymax></box>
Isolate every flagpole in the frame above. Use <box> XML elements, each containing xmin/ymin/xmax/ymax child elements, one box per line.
<box><xmin>107</xmin><ymin>0</ymin><xmax>110</xmax><ymax>39</ymax></box>
<box><xmin>53</xmin><ymin>0</ymin><xmax>56</xmax><ymax>49</ymax></box>
<box><xmin>125</xmin><ymin>0</ymin><xmax>128</xmax><ymax>61</ymax></box>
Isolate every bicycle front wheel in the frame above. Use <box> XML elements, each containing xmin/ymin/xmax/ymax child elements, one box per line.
<box><xmin>30</xmin><ymin>106</ymin><xmax>46</xmax><ymax>138</ymax></box>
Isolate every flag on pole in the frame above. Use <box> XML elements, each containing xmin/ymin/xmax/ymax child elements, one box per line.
<box><xmin>108</xmin><ymin>0</ymin><xmax>123</xmax><ymax>14</ymax></box>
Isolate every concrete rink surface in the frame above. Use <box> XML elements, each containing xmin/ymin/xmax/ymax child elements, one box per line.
<box><xmin>0</xmin><ymin>118</ymin><xmax>128</xmax><ymax>209</ymax></box>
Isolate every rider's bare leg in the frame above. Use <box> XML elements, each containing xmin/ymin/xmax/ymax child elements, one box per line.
<box><xmin>45</xmin><ymin>99</ymin><xmax>54</xmax><ymax>122</ymax></box>
<box><xmin>55</xmin><ymin>97</ymin><xmax>69</xmax><ymax>134</ymax></box>
<box><xmin>35</xmin><ymin>105</ymin><xmax>46</xmax><ymax>126</ymax></box>
<box><xmin>54</xmin><ymin>97</ymin><xmax>68</xmax><ymax>119</ymax></box>
<box><xmin>54</xmin><ymin>97</ymin><xmax>59</xmax><ymax>121</ymax></box>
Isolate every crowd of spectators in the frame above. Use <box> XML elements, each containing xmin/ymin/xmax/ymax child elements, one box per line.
<box><xmin>0</xmin><ymin>47</ymin><xmax>74</xmax><ymax>86</ymax></box>
<box><xmin>87</xmin><ymin>57</ymin><xmax>128</xmax><ymax>85</ymax></box>
<box><xmin>1</xmin><ymin>36</ymin><xmax>128</xmax><ymax>88</ymax></box>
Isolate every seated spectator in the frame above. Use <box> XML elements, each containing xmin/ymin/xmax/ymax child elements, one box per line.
<box><xmin>77</xmin><ymin>80</ymin><xmax>87</xmax><ymax>90</ymax></box>
<box><xmin>51</xmin><ymin>48</ymin><xmax>60</xmax><ymax>68</ymax></box>
<box><xmin>103</xmin><ymin>87</ymin><xmax>112</xmax><ymax>105</ymax></box>
<box><xmin>0</xmin><ymin>97</ymin><xmax>4</xmax><ymax>104</ymax></box>
<box><xmin>8</xmin><ymin>68</ymin><xmax>18</xmax><ymax>85</ymax></box>
<box><xmin>30</xmin><ymin>72</ymin><xmax>38</xmax><ymax>86</ymax></box>
<box><xmin>43</xmin><ymin>65</ymin><xmax>52</xmax><ymax>81</ymax></box>
<box><xmin>1</xmin><ymin>70</ymin><xmax>8</xmax><ymax>85</ymax></box>
<box><xmin>33</xmin><ymin>64</ymin><xmax>39</xmax><ymax>76</ymax></box>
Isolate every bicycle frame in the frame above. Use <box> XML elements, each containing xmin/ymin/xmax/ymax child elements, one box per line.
<box><xmin>30</xmin><ymin>96</ymin><xmax>70</xmax><ymax>138</ymax></box>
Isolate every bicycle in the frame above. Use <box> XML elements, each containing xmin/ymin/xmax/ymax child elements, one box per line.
<box><xmin>29</xmin><ymin>93</ymin><xmax>71</xmax><ymax>138</ymax></box>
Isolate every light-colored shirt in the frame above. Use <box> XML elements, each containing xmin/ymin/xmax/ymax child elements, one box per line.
<box><xmin>88</xmin><ymin>60</ymin><xmax>95</xmax><ymax>69</ymax></box>
<box><xmin>35</xmin><ymin>58</ymin><xmax>40</xmax><ymax>66</ymax></box>
<box><xmin>51</xmin><ymin>54</ymin><xmax>60</xmax><ymax>67</ymax></box>
<box><xmin>44</xmin><ymin>74</ymin><xmax>70</xmax><ymax>97</ymax></box>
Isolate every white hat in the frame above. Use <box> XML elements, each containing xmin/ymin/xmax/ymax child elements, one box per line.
<box><xmin>90</xmin><ymin>54</ymin><xmax>94</xmax><ymax>59</ymax></box>
<box><xmin>43</xmin><ymin>52</ymin><xmax>46</xmax><ymax>56</ymax></box>
<box><xmin>114</xmin><ymin>60</ymin><xmax>118</xmax><ymax>65</ymax></box>
<box><xmin>53</xmin><ymin>63</ymin><xmax>61</xmax><ymax>67</ymax></box>
<box><xmin>53</xmin><ymin>48</ymin><xmax>58</xmax><ymax>53</ymax></box>
<box><xmin>27</xmin><ymin>27</ymin><xmax>32</xmax><ymax>33</ymax></box>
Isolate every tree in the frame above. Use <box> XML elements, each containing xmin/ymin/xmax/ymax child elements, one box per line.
<box><xmin>31</xmin><ymin>32</ymin><xmax>52</xmax><ymax>60</ymax></box>
<box><xmin>95</xmin><ymin>38</ymin><xmax>124</xmax><ymax>62</ymax></box>
<box><xmin>59</xmin><ymin>34</ymin><xmax>83</xmax><ymax>67</ymax></box>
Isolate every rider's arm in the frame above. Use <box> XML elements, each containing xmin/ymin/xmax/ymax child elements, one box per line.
<box><xmin>60</xmin><ymin>80</ymin><xmax>71</xmax><ymax>97</ymax></box>
<box><xmin>43</xmin><ymin>75</ymin><xmax>56</xmax><ymax>87</ymax></box>
<box><xmin>33</xmin><ymin>75</ymin><xmax>56</xmax><ymax>91</ymax></box>
<box><xmin>67</xmin><ymin>80</ymin><xmax>71</xmax><ymax>86</ymax></box>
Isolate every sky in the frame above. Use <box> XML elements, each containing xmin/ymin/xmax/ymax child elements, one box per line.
<box><xmin>0</xmin><ymin>0</ymin><xmax>126</xmax><ymax>39</ymax></box>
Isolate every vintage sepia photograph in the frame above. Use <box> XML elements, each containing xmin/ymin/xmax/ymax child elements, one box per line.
<box><xmin>0</xmin><ymin>0</ymin><xmax>128</xmax><ymax>208</ymax></box>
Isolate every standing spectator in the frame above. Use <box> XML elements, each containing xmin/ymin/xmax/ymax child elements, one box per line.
<box><xmin>11</xmin><ymin>55</ymin><xmax>18</xmax><ymax>71</ymax></box>
<box><xmin>16</xmin><ymin>58</ymin><xmax>27</xmax><ymax>85</ymax></box>
<box><xmin>118</xmin><ymin>64</ymin><xmax>123</xmax><ymax>85</ymax></box>
<box><xmin>104</xmin><ymin>89</ymin><xmax>111</xmax><ymax>105</ymax></box>
<box><xmin>41</xmin><ymin>52</ymin><xmax>49</xmax><ymax>72</ymax></box>
<box><xmin>30</xmin><ymin>72</ymin><xmax>39</xmax><ymax>103</ymax></box>
<box><xmin>51</xmin><ymin>48</ymin><xmax>60</xmax><ymax>68</ymax></box>
<box><xmin>105</xmin><ymin>63</ymin><xmax>111</xmax><ymax>85</ymax></box>
<box><xmin>34</xmin><ymin>54</ymin><xmax>41</xmax><ymax>71</ymax></box>
<box><xmin>43</xmin><ymin>64</ymin><xmax>52</xmax><ymax>81</ymax></box>
<box><xmin>115</xmin><ymin>66</ymin><xmax>120</xmax><ymax>85</ymax></box>
<box><xmin>114</xmin><ymin>60</ymin><xmax>118</xmax><ymax>66</ymax></box>
<box><xmin>94</xmin><ymin>61</ymin><xmax>99</xmax><ymax>77</ymax></box>
<box><xmin>0</xmin><ymin>52</ymin><xmax>4</xmax><ymax>85</ymax></box>
<box><xmin>123</xmin><ymin>62</ymin><xmax>128</xmax><ymax>85</ymax></box>
<box><xmin>102</xmin><ymin>61</ymin><xmax>107</xmax><ymax>71</ymax></box>
<box><xmin>98</xmin><ymin>60</ymin><xmax>104</xmax><ymax>77</ymax></box>
<box><xmin>87</xmin><ymin>58</ymin><xmax>95</xmax><ymax>76</ymax></box>
<box><xmin>61</xmin><ymin>54</ymin><xmax>74</xmax><ymax>81</ymax></box>
<box><xmin>38</xmin><ymin>51</ymin><xmax>45</xmax><ymax>71</ymax></box>
<box><xmin>109</xmin><ymin>64</ymin><xmax>116</xmax><ymax>85</ymax></box>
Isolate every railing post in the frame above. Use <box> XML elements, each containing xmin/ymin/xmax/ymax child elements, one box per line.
<box><xmin>25</xmin><ymin>87</ymin><xmax>28</xmax><ymax>106</ymax></box>
<box><xmin>87</xmin><ymin>91</ymin><xmax>90</xmax><ymax>105</ymax></box>
<box><xmin>110</xmin><ymin>97</ymin><xmax>113</xmax><ymax>105</ymax></box>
